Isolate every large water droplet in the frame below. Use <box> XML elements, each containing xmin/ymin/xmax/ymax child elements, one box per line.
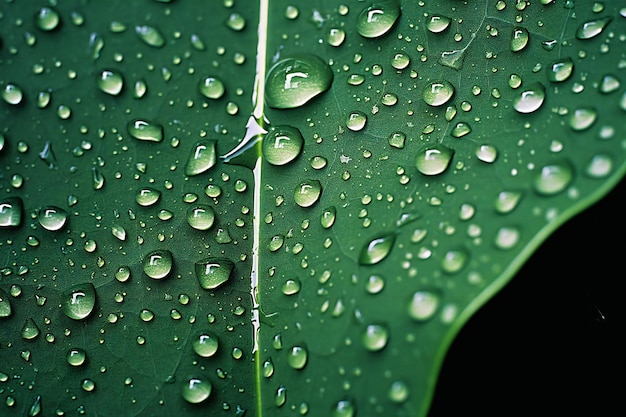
<box><xmin>422</xmin><ymin>80</ymin><xmax>454</xmax><ymax>107</ymax></box>
<box><xmin>182</xmin><ymin>378</ymin><xmax>212</xmax><ymax>403</ymax></box>
<box><xmin>135</xmin><ymin>25</ymin><xmax>165</xmax><ymax>47</ymax></box>
<box><xmin>136</xmin><ymin>187</ymin><xmax>161</xmax><ymax>206</ymax></box>
<box><xmin>185</xmin><ymin>139</ymin><xmax>217</xmax><ymax>176</ymax></box>
<box><xmin>198</xmin><ymin>77</ymin><xmax>225</xmax><ymax>100</ymax></box>
<box><xmin>294</xmin><ymin>180</ymin><xmax>322</xmax><ymax>208</ymax></box>
<box><xmin>35</xmin><ymin>7</ymin><xmax>60</xmax><ymax>31</ymax></box>
<box><xmin>127</xmin><ymin>119</ymin><xmax>163</xmax><ymax>142</ymax></box>
<box><xmin>362</xmin><ymin>324</ymin><xmax>389</xmax><ymax>351</ymax></box>
<box><xmin>575</xmin><ymin>16</ymin><xmax>612</xmax><ymax>40</ymax></box>
<box><xmin>0</xmin><ymin>289</ymin><xmax>11</xmax><ymax>318</ymax></box>
<box><xmin>415</xmin><ymin>144</ymin><xmax>454</xmax><ymax>176</ymax></box>
<box><xmin>408</xmin><ymin>290</ymin><xmax>440</xmax><ymax>321</ymax></box>
<box><xmin>21</xmin><ymin>318</ymin><xmax>40</xmax><ymax>340</ymax></box>
<box><xmin>187</xmin><ymin>205</ymin><xmax>215</xmax><ymax>230</ymax></box>
<box><xmin>265</xmin><ymin>54</ymin><xmax>333</xmax><ymax>109</ymax></box>
<box><xmin>195</xmin><ymin>258</ymin><xmax>234</xmax><ymax>290</ymax></box>
<box><xmin>320</xmin><ymin>206</ymin><xmax>337</xmax><ymax>229</ymax></box>
<box><xmin>568</xmin><ymin>107</ymin><xmax>597</xmax><ymax>131</ymax></box>
<box><xmin>356</xmin><ymin>0</ymin><xmax>401</xmax><ymax>38</ymax></box>
<box><xmin>287</xmin><ymin>345</ymin><xmax>308</xmax><ymax>369</ymax></box>
<box><xmin>143</xmin><ymin>250</ymin><xmax>173</xmax><ymax>279</ymax></box>
<box><xmin>533</xmin><ymin>161</ymin><xmax>574</xmax><ymax>195</ymax></box>
<box><xmin>510</xmin><ymin>27</ymin><xmax>529</xmax><ymax>52</ymax></box>
<box><xmin>1</xmin><ymin>83</ymin><xmax>24</xmax><ymax>105</ymax></box>
<box><xmin>37</xmin><ymin>206</ymin><xmax>68</xmax><ymax>231</ymax></box>
<box><xmin>426</xmin><ymin>15</ymin><xmax>451</xmax><ymax>33</ymax></box>
<box><xmin>333</xmin><ymin>400</ymin><xmax>356</xmax><ymax>417</ymax></box>
<box><xmin>193</xmin><ymin>333</ymin><xmax>219</xmax><ymax>357</ymax></box>
<box><xmin>359</xmin><ymin>233</ymin><xmax>395</xmax><ymax>265</ymax></box>
<box><xmin>0</xmin><ymin>197</ymin><xmax>24</xmax><ymax>227</ymax></box>
<box><xmin>66</xmin><ymin>348</ymin><xmax>87</xmax><ymax>366</ymax></box>
<box><xmin>441</xmin><ymin>249</ymin><xmax>468</xmax><ymax>273</ymax></box>
<box><xmin>97</xmin><ymin>70</ymin><xmax>124</xmax><ymax>95</ymax></box>
<box><xmin>263</xmin><ymin>125</ymin><xmax>304</xmax><ymax>166</ymax></box>
<box><xmin>547</xmin><ymin>58</ymin><xmax>574</xmax><ymax>82</ymax></box>
<box><xmin>63</xmin><ymin>283</ymin><xmax>97</xmax><ymax>320</ymax></box>
<box><xmin>346</xmin><ymin>111</ymin><xmax>367</xmax><ymax>131</ymax></box>
<box><xmin>513</xmin><ymin>83</ymin><xmax>545</xmax><ymax>113</ymax></box>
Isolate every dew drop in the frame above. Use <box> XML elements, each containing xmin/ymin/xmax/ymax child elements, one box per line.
<box><xmin>294</xmin><ymin>180</ymin><xmax>322</xmax><ymax>208</ymax></box>
<box><xmin>97</xmin><ymin>70</ymin><xmax>124</xmax><ymax>95</ymax></box>
<box><xmin>568</xmin><ymin>107</ymin><xmax>597</xmax><ymax>131</ymax></box>
<box><xmin>67</xmin><ymin>348</ymin><xmax>87</xmax><ymax>366</ymax></box>
<box><xmin>495</xmin><ymin>226</ymin><xmax>520</xmax><ymax>250</ymax></box>
<box><xmin>135</xmin><ymin>25</ymin><xmax>165</xmax><ymax>47</ymax></box>
<box><xmin>81</xmin><ymin>378</ymin><xmax>96</xmax><ymax>392</ymax></box>
<box><xmin>275</xmin><ymin>385</ymin><xmax>287</xmax><ymax>407</ymax></box>
<box><xmin>328</xmin><ymin>28</ymin><xmax>346</xmax><ymax>46</ymax></box>
<box><xmin>35</xmin><ymin>7</ymin><xmax>60</xmax><ymax>31</ymax></box>
<box><xmin>388</xmin><ymin>131</ymin><xmax>406</xmax><ymax>148</ymax></box>
<box><xmin>143</xmin><ymin>250</ymin><xmax>173</xmax><ymax>279</ymax></box>
<box><xmin>139</xmin><ymin>309</ymin><xmax>154</xmax><ymax>322</ymax></box>
<box><xmin>136</xmin><ymin>187</ymin><xmax>161</xmax><ymax>206</ymax></box>
<box><xmin>63</xmin><ymin>283</ymin><xmax>97</xmax><ymax>320</ymax></box>
<box><xmin>475</xmin><ymin>144</ymin><xmax>497</xmax><ymax>163</ymax></box>
<box><xmin>225</xmin><ymin>12</ymin><xmax>246</xmax><ymax>31</ymax></box>
<box><xmin>422</xmin><ymin>80</ymin><xmax>454</xmax><ymax>107</ymax></box>
<box><xmin>356</xmin><ymin>0</ymin><xmax>401</xmax><ymax>38</ymax></box>
<box><xmin>193</xmin><ymin>333</ymin><xmax>219</xmax><ymax>357</ymax></box>
<box><xmin>0</xmin><ymin>197</ymin><xmax>24</xmax><ymax>227</ymax></box>
<box><xmin>495</xmin><ymin>190</ymin><xmax>523</xmax><ymax>213</ymax></box>
<box><xmin>451</xmin><ymin>122</ymin><xmax>471</xmax><ymax>138</ymax></box>
<box><xmin>359</xmin><ymin>233</ymin><xmax>395</xmax><ymax>265</ymax></box>
<box><xmin>127</xmin><ymin>119</ymin><xmax>163</xmax><ymax>142</ymax></box>
<box><xmin>391</xmin><ymin>52</ymin><xmax>410</xmax><ymax>70</ymax></box>
<box><xmin>408</xmin><ymin>290</ymin><xmax>440</xmax><ymax>321</ymax></box>
<box><xmin>282</xmin><ymin>278</ymin><xmax>301</xmax><ymax>295</ymax></box>
<box><xmin>287</xmin><ymin>345</ymin><xmax>308</xmax><ymax>369</ymax></box>
<box><xmin>585</xmin><ymin>154</ymin><xmax>612</xmax><ymax>178</ymax></box>
<box><xmin>320</xmin><ymin>206</ymin><xmax>337</xmax><ymax>229</ymax></box>
<box><xmin>426</xmin><ymin>15</ymin><xmax>451</xmax><ymax>33</ymax></box>
<box><xmin>0</xmin><ymin>289</ymin><xmax>12</xmax><ymax>318</ymax></box>
<box><xmin>547</xmin><ymin>58</ymin><xmax>574</xmax><ymax>82</ymax></box>
<box><xmin>362</xmin><ymin>324</ymin><xmax>389</xmax><ymax>351</ymax></box>
<box><xmin>195</xmin><ymin>258</ymin><xmax>234</xmax><ymax>289</ymax></box>
<box><xmin>262</xmin><ymin>358</ymin><xmax>274</xmax><ymax>378</ymax></box>
<box><xmin>21</xmin><ymin>318</ymin><xmax>40</xmax><ymax>340</ymax></box>
<box><xmin>510</xmin><ymin>27</ymin><xmax>529</xmax><ymax>52</ymax></box>
<box><xmin>1</xmin><ymin>83</ymin><xmax>24</xmax><ymax>105</ymax></box>
<box><xmin>533</xmin><ymin>161</ymin><xmax>574</xmax><ymax>195</ymax></box>
<box><xmin>415</xmin><ymin>144</ymin><xmax>454</xmax><ymax>176</ymax></box>
<box><xmin>265</xmin><ymin>54</ymin><xmax>333</xmax><ymax>109</ymax></box>
<box><xmin>441</xmin><ymin>249</ymin><xmax>468</xmax><ymax>273</ymax></box>
<box><xmin>513</xmin><ymin>83</ymin><xmax>545</xmax><ymax>113</ymax></box>
<box><xmin>575</xmin><ymin>16</ymin><xmax>612</xmax><ymax>40</ymax></box>
<box><xmin>187</xmin><ymin>205</ymin><xmax>215</xmax><ymax>230</ymax></box>
<box><xmin>333</xmin><ymin>400</ymin><xmax>355</xmax><ymax>417</ymax></box>
<box><xmin>389</xmin><ymin>380</ymin><xmax>409</xmax><ymax>403</ymax></box>
<box><xmin>182</xmin><ymin>378</ymin><xmax>212</xmax><ymax>403</ymax></box>
<box><xmin>346</xmin><ymin>111</ymin><xmax>367</xmax><ymax>131</ymax></box>
<box><xmin>38</xmin><ymin>206</ymin><xmax>68</xmax><ymax>231</ymax></box>
<box><xmin>199</xmin><ymin>77</ymin><xmax>225</xmax><ymax>100</ymax></box>
<box><xmin>263</xmin><ymin>125</ymin><xmax>304</xmax><ymax>166</ymax></box>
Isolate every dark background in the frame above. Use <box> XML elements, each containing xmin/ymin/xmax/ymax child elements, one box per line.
<box><xmin>430</xmin><ymin>178</ymin><xmax>625</xmax><ymax>416</ymax></box>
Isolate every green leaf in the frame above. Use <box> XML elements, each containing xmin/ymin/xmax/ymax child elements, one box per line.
<box><xmin>0</xmin><ymin>1</ymin><xmax>624</xmax><ymax>416</ymax></box>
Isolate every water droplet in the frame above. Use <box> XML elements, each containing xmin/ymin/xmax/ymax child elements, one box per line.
<box><xmin>63</xmin><ymin>283</ymin><xmax>97</xmax><ymax>320</ymax></box>
<box><xmin>35</xmin><ymin>7</ymin><xmax>60</xmax><ymax>31</ymax></box>
<box><xmin>426</xmin><ymin>15</ymin><xmax>451</xmax><ymax>33</ymax></box>
<box><xmin>547</xmin><ymin>58</ymin><xmax>574</xmax><ymax>82</ymax></box>
<box><xmin>268</xmin><ymin>235</ymin><xmax>284</xmax><ymax>252</ymax></box>
<box><xmin>441</xmin><ymin>249</ymin><xmax>468</xmax><ymax>273</ymax></box>
<box><xmin>346</xmin><ymin>111</ymin><xmax>367</xmax><ymax>131</ymax></box>
<box><xmin>282</xmin><ymin>278</ymin><xmax>301</xmax><ymax>295</ymax></box>
<box><xmin>391</xmin><ymin>52</ymin><xmax>410</xmax><ymax>70</ymax></box>
<box><xmin>262</xmin><ymin>358</ymin><xmax>274</xmax><ymax>378</ymax></box>
<box><xmin>37</xmin><ymin>206</ymin><xmax>68</xmax><ymax>231</ymax></box>
<box><xmin>599</xmin><ymin>74</ymin><xmax>620</xmax><ymax>94</ymax></box>
<box><xmin>136</xmin><ymin>187</ymin><xmax>161</xmax><ymax>206</ymax></box>
<box><xmin>495</xmin><ymin>191</ymin><xmax>522</xmax><ymax>214</ymax></box>
<box><xmin>193</xmin><ymin>333</ymin><xmax>219</xmax><ymax>357</ymax></box>
<box><xmin>143</xmin><ymin>250</ymin><xmax>173</xmax><ymax>279</ymax></box>
<box><xmin>356</xmin><ymin>0</ymin><xmax>401</xmax><ymax>38</ymax></box>
<box><xmin>510</xmin><ymin>27</ymin><xmax>529</xmax><ymax>52</ymax></box>
<box><xmin>475</xmin><ymin>144</ymin><xmax>497</xmax><ymax>163</ymax></box>
<box><xmin>81</xmin><ymin>378</ymin><xmax>96</xmax><ymax>392</ymax></box>
<box><xmin>568</xmin><ymin>107</ymin><xmax>597</xmax><ymax>131</ymax></box>
<box><xmin>135</xmin><ymin>25</ymin><xmax>165</xmax><ymax>47</ymax></box>
<box><xmin>263</xmin><ymin>125</ymin><xmax>304</xmax><ymax>166</ymax></box>
<box><xmin>265</xmin><ymin>54</ymin><xmax>333</xmax><ymax>109</ymax></box>
<box><xmin>21</xmin><ymin>318</ymin><xmax>40</xmax><ymax>340</ymax></box>
<box><xmin>97</xmin><ymin>70</ymin><xmax>124</xmax><ymax>95</ymax></box>
<box><xmin>134</xmin><ymin>79</ymin><xmax>147</xmax><ymax>98</ymax></box>
<box><xmin>0</xmin><ymin>289</ymin><xmax>12</xmax><ymax>318</ymax></box>
<box><xmin>333</xmin><ymin>400</ymin><xmax>356</xmax><ymax>417</ymax></box>
<box><xmin>495</xmin><ymin>226</ymin><xmax>520</xmax><ymax>250</ymax></box>
<box><xmin>576</xmin><ymin>16</ymin><xmax>612</xmax><ymax>40</ymax></box>
<box><xmin>585</xmin><ymin>154</ymin><xmax>612</xmax><ymax>178</ymax></box>
<box><xmin>422</xmin><ymin>80</ymin><xmax>454</xmax><ymax>107</ymax></box>
<box><xmin>27</xmin><ymin>395</ymin><xmax>41</xmax><ymax>416</ymax></box>
<box><xmin>199</xmin><ymin>77</ymin><xmax>225</xmax><ymax>100</ymax></box>
<box><xmin>451</xmin><ymin>121</ymin><xmax>471</xmax><ymax>138</ymax></box>
<box><xmin>127</xmin><ymin>119</ymin><xmax>163</xmax><ymax>142</ymax></box>
<box><xmin>359</xmin><ymin>233</ymin><xmax>395</xmax><ymax>265</ymax></box>
<box><xmin>362</xmin><ymin>324</ymin><xmax>389</xmax><ymax>351</ymax></box>
<box><xmin>328</xmin><ymin>28</ymin><xmax>346</xmax><ymax>46</ymax></box>
<box><xmin>320</xmin><ymin>206</ymin><xmax>336</xmax><ymax>229</ymax></box>
<box><xmin>0</xmin><ymin>197</ymin><xmax>24</xmax><ymax>227</ymax></box>
<box><xmin>139</xmin><ymin>309</ymin><xmax>154</xmax><ymax>322</ymax></box>
<box><xmin>294</xmin><ymin>180</ymin><xmax>322</xmax><ymax>208</ymax></box>
<box><xmin>182</xmin><ymin>378</ymin><xmax>212</xmax><ymax>403</ymax></box>
<box><xmin>1</xmin><ymin>83</ymin><xmax>24</xmax><ymax>105</ymax></box>
<box><xmin>408</xmin><ymin>290</ymin><xmax>440</xmax><ymax>321</ymax></box>
<box><xmin>225</xmin><ymin>12</ymin><xmax>246</xmax><ymax>31</ymax></box>
<box><xmin>67</xmin><ymin>348</ymin><xmax>87</xmax><ymax>366</ymax></box>
<box><xmin>438</xmin><ymin>49</ymin><xmax>466</xmax><ymax>70</ymax></box>
<box><xmin>195</xmin><ymin>258</ymin><xmax>234</xmax><ymax>289</ymax></box>
<box><xmin>513</xmin><ymin>83</ymin><xmax>545</xmax><ymax>113</ymax></box>
<box><xmin>415</xmin><ymin>144</ymin><xmax>454</xmax><ymax>176</ymax></box>
<box><xmin>275</xmin><ymin>385</ymin><xmax>287</xmax><ymax>407</ymax></box>
<box><xmin>533</xmin><ymin>161</ymin><xmax>573</xmax><ymax>195</ymax></box>
<box><xmin>187</xmin><ymin>205</ymin><xmax>215</xmax><ymax>230</ymax></box>
<box><xmin>389</xmin><ymin>380</ymin><xmax>409</xmax><ymax>403</ymax></box>
<box><xmin>287</xmin><ymin>345</ymin><xmax>308</xmax><ymax>369</ymax></box>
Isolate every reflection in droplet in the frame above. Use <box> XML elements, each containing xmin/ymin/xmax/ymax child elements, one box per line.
<box><xmin>287</xmin><ymin>345</ymin><xmax>308</xmax><ymax>369</ymax></box>
<box><xmin>510</xmin><ymin>27</ymin><xmax>529</xmax><ymax>52</ymax></box>
<box><xmin>198</xmin><ymin>77</ymin><xmax>225</xmax><ymax>100</ymax></box>
<box><xmin>38</xmin><ymin>206</ymin><xmax>68</xmax><ymax>231</ymax></box>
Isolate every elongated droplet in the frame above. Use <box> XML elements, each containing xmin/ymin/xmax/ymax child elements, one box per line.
<box><xmin>495</xmin><ymin>190</ymin><xmax>523</xmax><ymax>213</ymax></box>
<box><xmin>533</xmin><ymin>161</ymin><xmax>574</xmax><ymax>195</ymax></box>
<box><xmin>415</xmin><ymin>144</ymin><xmax>454</xmax><ymax>176</ymax></box>
<box><xmin>513</xmin><ymin>83</ymin><xmax>545</xmax><ymax>113</ymax></box>
<box><xmin>510</xmin><ymin>27</ymin><xmax>529</xmax><ymax>52</ymax></box>
<box><xmin>135</xmin><ymin>25</ymin><xmax>165</xmax><ymax>47</ymax></box>
<box><xmin>408</xmin><ymin>291</ymin><xmax>440</xmax><ymax>321</ymax></box>
<box><xmin>0</xmin><ymin>289</ymin><xmax>12</xmax><ymax>318</ymax></box>
<box><xmin>356</xmin><ymin>0</ymin><xmax>401</xmax><ymax>38</ymax></box>
<box><xmin>195</xmin><ymin>258</ymin><xmax>234</xmax><ymax>289</ymax></box>
<box><xmin>275</xmin><ymin>385</ymin><xmax>287</xmax><ymax>407</ymax></box>
<box><xmin>547</xmin><ymin>58</ymin><xmax>574</xmax><ymax>82</ymax></box>
<box><xmin>294</xmin><ymin>180</ymin><xmax>322</xmax><ymax>208</ymax></box>
<box><xmin>185</xmin><ymin>139</ymin><xmax>217</xmax><ymax>176</ymax></box>
<box><xmin>423</xmin><ymin>80</ymin><xmax>455</xmax><ymax>106</ymax></box>
<box><xmin>263</xmin><ymin>125</ymin><xmax>304</xmax><ymax>166</ymax></box>
<box><xmin>320</xmin><ymin>206</ymin><xmax>336</xmax><ymax>229</ymax></box>
<box><xmin>193</xmin><ymin>333</ymin><xmax>219</xmax><ymax>357</ymax></box>
<box><xmin>182</xmin><ymin>378</ymin><xmax>212</xmax><ymax>403</ymax></box>
<box><xmin>63</xmin><ymin>283</ymin><xmax>97</xmax><ymax>320</ymax></box>
<box><xmin>38</xmin><ymin>206</ymin><xmax>68</xmax><ymax>231</ymax></box>
<box><xmin>143</xmin><ymin>250</ymin><xmax>173</xmax><ymax>279</ymax></box>
<box><xmin>0</xmin><ymin>197</ymin><xmax>24</xmax><ymax>227</ymax></box>
<box><xmin>576</xmin><ymin>17</ymin><xmax>612</xmax><ymax>40</ymax></box>
<box><xmin>127</xmin><ymin>119</ymin><xmax>163</xmax><ymax>142</ymax></box>
<box><xmin>359</xmin><ymin>233</ymin><xmax>395</xmax><ymax>265</ymax></box>
<box><xmin>265</xmin><ymin>54</ymin><xmax>333</xmax><ymax>109</ymax></box>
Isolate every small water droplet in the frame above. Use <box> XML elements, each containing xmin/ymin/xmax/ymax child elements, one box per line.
<box><xmin>182</xmin><ymin>378</ymin><xmax>212</xmax><ymax>403</ymax></box>
<box><xmin>426</xmin><ymin>15</ymin><xmax>451</xmax><ymax>33</ymax></box>
<box><xmin>356</xmin><ymin>0</ymin><xmax>401</xmax><ymax>38</ymax></box>
<box><xmin>263</xmin><ymin>125</ymin><xmax>304</xmax><ymax>166</ymax></box>
<box><xmin>359</xmin><ymin>233</ymin><xmax>395</xmax><ymax>265</ymax></box>
<box><xmin>143</xmin><ymin>250</ymin><xmax>173</xmax><ymax>279</ymax></box>
<box><xmin>547</xmin><ymin>58</ymin><xmax>574</xmax><ymax>82</ymax></box>
<box><xmin>38</xmin><ymin>206</ymin><xmax>68</xmax><ymax>231</ymax></box>
<box><xmin>265</xmin><ymin>54</ymin><xmax>333</xmax><ymax>109</ymax></box>
<box><xmin>451</xmin><ymin>121</ymin><xmax>471</xmax><ymax>138</ymax></box>
<box><xmin>362</xmin><ymin>324</ymin><xmax>389</xmax><ymax>351</ymax></box>
<box><xmin>415</xmin><ymin>144</ymin><xmax>454</xmax><ymax>176</ymax></box>
<box><xmin>287</xmin><ymin>345</ymin><xmax>308</xmax><ymax>369</ymax></box>
<box><xmin>328</xmin><ymin>28</ymin><xmax>346</xmax><ymax>46</ymax></box>
<box><xmin>333</xmin><ymin>400</ymin><xmax>356</xmax><ymax>417</ymax></box>
<box><xmin>193</xmin><ymin>333</ymin><xmax>219</xmax><ymax>357</ymax></box>
<box><xmin>127</xmin><ymin>119</ymin><xmax>163</xmax><ymax>142</ymax></box>
<box><xmin>422</xmin><ymin>80</ymin><xmax>454</xmax><ymax>107</ymax></box>
<box><xmin>81</xmin><ymin>378</ymin><xmax>96</xmax><ymax>392</ymax></box>
<box><xmin>294</xmin><ymin>180</ymin><xmax>322</xmax><ymax>208</ymax></box>
<box><xmin>534</xmin><ymin>161</ymin><xmax>574</xmax><ymax>195</ymax></box>
<box><xmin>97</xmin><ymin>69</ymin><xmax>124</xmax><ymax>95</ymax></box>
<box><xmin>0</xmin><ymin>289</ymin><xmax>12</xmax><ymax>318</ymax></box>
<box><xmin>135</xmin><ymin>25</ymin><xmax>165</xmax><ymax>47</ymax></box>
<box><xmin>495</xmin><ymin>190</ymin><xmax>523</xmax><ymax>213</ymax></box>
<box><xmin>585</xmin><ymin>154</ymin><xmax>612</xmax><ymax>178</ymax></box>
<box><xmin>320</xmin><ymin>206</ymin><xmax>337</xmax><ymax>229</ymax></box>
<box><xmin>139</xmin><ymin>308</ymin><xmax>154</xmax><ymax>322</ymax></box>
<box><xmin>389</xmin><ymin>380</ymin><xmax>409</xmax><ymax>403</ymax></box>
<box><xmin>275</xmin><ymin>385</ymin><xmax>287</xmax><ymax>407</ymax></box>
<box><xmin>195</xmin><ymin>258</ymin><xmax>234</xmax><ymax>289</ymax></box>
<box><xmin>27</xmin><ymin>395</ymin><xmax>42</xmax><ymax>416</ymax></box>
<box><xmin>576</xmin><ymin>16</ymin><xmax>612</xmax><ymax>40</ymax></box>
<box><xmin>513</xmin><ymin>83</ymin><xmax>545</xmax><ymax>113</ymax></box>
<box><xmin>63</xmin><ymin>283</ymin><xmax>97</xmax><ymax>320</ymax></box>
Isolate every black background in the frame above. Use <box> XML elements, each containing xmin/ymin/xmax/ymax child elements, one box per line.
<box><xmin>429</xmin><ymin>178</ymin><xmax>625</xmax><ymax>416</ymax></box>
